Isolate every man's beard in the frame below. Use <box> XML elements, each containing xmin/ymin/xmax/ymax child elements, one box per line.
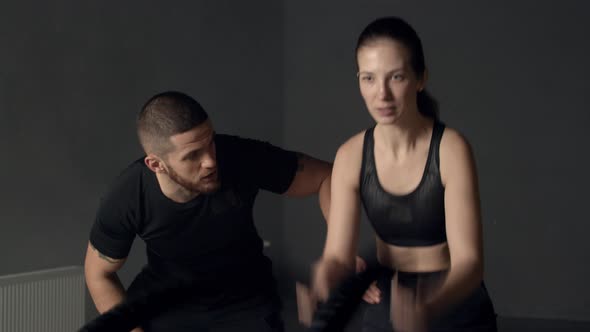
<box><xmin>167</xmin><ymin>166</ymin><xmax>220</xmax><ymax>195</ymax></box>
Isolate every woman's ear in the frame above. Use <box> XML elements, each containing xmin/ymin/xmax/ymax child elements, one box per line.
<box><xmin>418</xmin><ymin>68</ymin><xmax>429</xmax><ymax>92</ymax></box>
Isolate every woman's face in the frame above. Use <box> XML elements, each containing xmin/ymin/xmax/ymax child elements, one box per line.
<box><xmin>357</xmin><ymin>38</ymin><xmax>425</xmax><ymax>125</ymax></box>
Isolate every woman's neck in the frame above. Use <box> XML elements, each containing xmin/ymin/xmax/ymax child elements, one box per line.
<box><xmin>375</xmin><ymin>113</ymin><xmax>432</xmax><ymax>159</ymax></box>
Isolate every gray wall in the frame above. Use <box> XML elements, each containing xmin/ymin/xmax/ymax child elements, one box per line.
<box><xmin>282</xmin><ymin>0</ymin><xmax>590</xmax><ymax>322</ymax></box>
<box><xmin>0</xmin><ymin>0</ymin><xmax>285</xmax><ymax>320</ymax></box>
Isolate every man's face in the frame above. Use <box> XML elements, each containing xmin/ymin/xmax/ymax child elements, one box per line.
<box><xmin>164</xmin><ymin>120</ymin><xmax>220</xmax><ymax>194</ymax></box>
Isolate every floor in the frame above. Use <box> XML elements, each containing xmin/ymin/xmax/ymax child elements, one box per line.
<box><xmin>279</xmin><ymin>294</ymin><xmax>590</xmax><ymax>332</ymax></box>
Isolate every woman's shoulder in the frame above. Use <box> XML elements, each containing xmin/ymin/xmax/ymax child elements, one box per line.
<box><xmin>336</xmin><ymin>128</ymin><xmax>371</xmax><ymax>160</ymax></box>
<box><xmin>332</xmin><ymin>129</ymin><xmax>373</xmax><ymax>186</ymax></box>
<box><xmin>439</xmin><ymin>125</ymin><xmax>474</xmax><ymax>159</ymax></box>
<box><xmin>439</xmin><ymin>125</ymin><xmax>477</xmax><ymax>184</ymax></box>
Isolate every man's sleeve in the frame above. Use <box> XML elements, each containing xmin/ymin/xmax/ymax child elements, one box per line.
<box><xmin>226</xmin><ymin>135</ymin><xmax>298</xmax><ymax>194</ymax></box>
<box><xmin>89</xmin><ymin>184</ymin><xmax>137</xmax><ymax>259</ymax></box>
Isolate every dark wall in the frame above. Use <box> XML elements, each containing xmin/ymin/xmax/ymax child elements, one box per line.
<box><xmin>281</xmin><ymin>0</ymin><xmax>590</xmax><ymax>321</ymax></box>
<box><xmin>0</xmin><ymin>0</ymin><xmax>285</xmax><ymax>320</ymax></box>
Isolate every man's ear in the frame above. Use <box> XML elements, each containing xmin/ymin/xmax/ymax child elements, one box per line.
<box><xmin>144</xmin><ymin>154</ymin><xmax>167</xmax><ymax>174</ymax></box>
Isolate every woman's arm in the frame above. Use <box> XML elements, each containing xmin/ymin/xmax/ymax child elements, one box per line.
<box><xmin>313</xmin><ymin>134</ymin><xmax>365</xmax><ymax>300</ymax></box>
<box><xmin>425</xmin><ymin>128</ymin><xmax>484</xmax><ymax>317</ymax></box>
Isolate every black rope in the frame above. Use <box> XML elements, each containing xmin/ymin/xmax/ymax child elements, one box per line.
<box><xmin>309</xmin><ymin>266</ymin><xmax>382</xmax><ymax>332</ymax></box>
<box><xmin>79</xmin><ymin>277</ymin><xmax>195</xmax><ymax>332</ymax></box>
<box><xmin>79</xmin><ymin>267</ymin><xmax>383</xmax><ymax>332</ymax></box>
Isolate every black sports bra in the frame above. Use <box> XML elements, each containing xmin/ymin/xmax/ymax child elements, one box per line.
<box><xmin>359</xmin><ymin>122</ymin><xmax>447</xmax><ymax>246</ymax></box>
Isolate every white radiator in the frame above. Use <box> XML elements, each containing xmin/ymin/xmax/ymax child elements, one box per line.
<box><xmin>0</xmin><ymin>266</ymin><xmax>85</xmax><ymax>332</ymax></box>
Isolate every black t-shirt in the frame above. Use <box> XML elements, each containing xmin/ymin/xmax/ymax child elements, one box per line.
<box><xmin>89</xmin><ymin>133</ymin><xmax>298</xmax><ymax>303</ymax></box>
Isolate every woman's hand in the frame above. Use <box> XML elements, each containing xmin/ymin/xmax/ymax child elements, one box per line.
<box><xmin>390</xmin><ymin>273</ymin><xmax>429</xmax><ymax>332</ymax></box>
<box><xmin>311</xmin><ymin>257</ymin><xmax>355</xmax><ymax>302</ymax></box>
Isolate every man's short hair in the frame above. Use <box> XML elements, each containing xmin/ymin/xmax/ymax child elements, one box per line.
<box><xmin>137</xmin><ymin>91</ymin><xmax>209</xmax><ymax>155</ymax></box>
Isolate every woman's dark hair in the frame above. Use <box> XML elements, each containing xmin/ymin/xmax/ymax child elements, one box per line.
<box><xmin>356</xmin><ymin>17</ymin><xmax>439</xmax><ymax>119</ymax></box>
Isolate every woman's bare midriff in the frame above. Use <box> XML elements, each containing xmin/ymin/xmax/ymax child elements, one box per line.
<box><xmin>376</xmin><ymin>236</ymin><xmax>450</xmax><ymax>273</ymax></box>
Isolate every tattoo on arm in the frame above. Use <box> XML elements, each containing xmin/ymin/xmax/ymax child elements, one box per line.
<box><xmin>90</xmin><ymin>243</ymin><xmax>119</xmax><ymax>264</ymax></box>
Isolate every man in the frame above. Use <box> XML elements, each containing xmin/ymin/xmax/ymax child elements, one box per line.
<box><xmin>84</xmin><ymin>91</ymin><xmax>331</xmax><ymax>331</ymax></box>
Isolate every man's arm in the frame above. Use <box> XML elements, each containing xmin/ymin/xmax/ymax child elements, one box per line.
<box><xmin>84</xmin><ymin>242</ymin><xmax>143</xmax><ymax>332</ymax></box>
<box><xmin>283</xmin><ymin>152</ymin><xmax>332</xmax><ymax>220</ymax></box>
<box><xmin>84</xmin><ymin>242</ymin><xmax>127</xmax><ymax>313</ymax></box>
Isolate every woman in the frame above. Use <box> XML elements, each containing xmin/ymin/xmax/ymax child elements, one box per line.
<box><xmin>312</xmin><ymin>17</ymin><xmax>497</xmax><ymax>331</ymax></box>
